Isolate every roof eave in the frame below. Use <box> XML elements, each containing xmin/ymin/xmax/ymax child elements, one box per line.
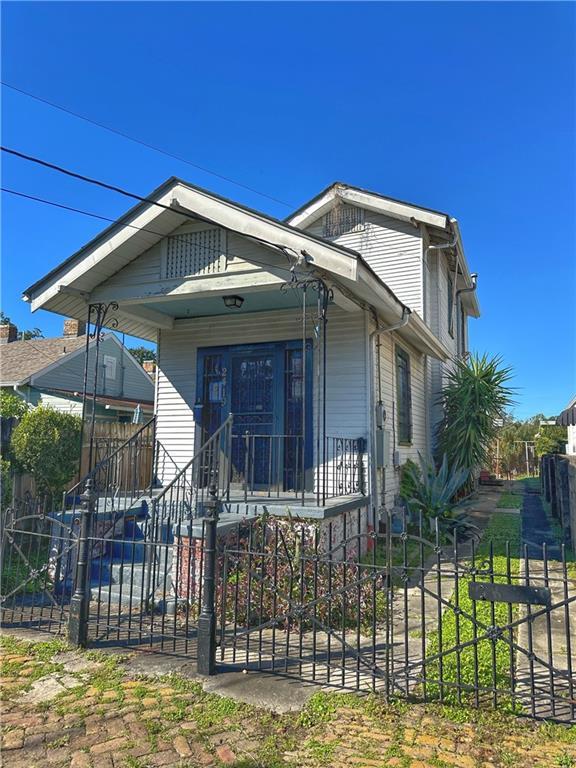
<box><xmin>286</xmin><ymin>182</ymin><xmax>450</xmax><ymax>230</ymax></box>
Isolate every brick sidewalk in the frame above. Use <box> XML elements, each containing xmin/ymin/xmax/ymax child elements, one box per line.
<box><xmin>1</xmin><ymin>635</ymin><xmax>575</xmax><ymax>768</ymax></box>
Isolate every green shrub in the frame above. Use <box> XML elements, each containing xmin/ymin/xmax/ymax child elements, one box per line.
<box><xmin>1</xmin><ymin>459</ymin><xmax>12</xmax><ymax>507</ymax></box>
<box><xmin>0</xmin><ymin>389</ymin><xmax>29</xmax><ymax>419</ymax></box>
<box><xmin>10</xmin><ymin>406</ymin><xmax>81</xmax><ymax>496</ymax></box>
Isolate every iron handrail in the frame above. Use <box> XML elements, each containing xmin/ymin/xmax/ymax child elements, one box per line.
<box><xmin>66</xmin><ymin>416</ymin><xmax>156</xmax><ymax>497</ymax></box>
<box><xmin>153</xmin><ymin>414</ymin><xmax>234</xmax><ymax>506</ymax></box>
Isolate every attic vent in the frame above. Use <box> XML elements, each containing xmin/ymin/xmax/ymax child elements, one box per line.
<box><xmin>323</xmin><ymin>205</ymin><xmax>365</xmax><ymax>239</ymax></box>
<box><xmin>164</xmin><ymin>229</ymin><xmax>226</xmax><ymax>279</ymax></box>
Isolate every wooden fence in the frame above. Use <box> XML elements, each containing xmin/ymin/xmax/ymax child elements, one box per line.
<box><xmin>541</xmin><ymin>453</ymin><xmax>576</xmax><ymax>552</ymax></box>
<box><xmin>7</xmin><ymin>421</ymin><xmax>154</xmax><ymax>502</ymax></box>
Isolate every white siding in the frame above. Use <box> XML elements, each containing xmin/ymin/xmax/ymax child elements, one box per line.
<box><xmin>427</xmin><ymin>253</ymin><xmax>460</xmax><ymax>445</ymax></box>
<box><xmin>373</xmin><ymin>329</ymin><xmax>429</xmax><ymax>511</ymax></box>
<box><xmin>156</xmin><ymin>307</ymin><xmax>369</xmax><ymax>482</ymax></box>
<box><xmin>37</xmin><ymin>391</ymin><xmax>84</xmax><ymax>416</ymax></box>
<box><xmin>306</xmin><ymin>209</ymin><xmax>424</xmax><ymax>314</ymax></box>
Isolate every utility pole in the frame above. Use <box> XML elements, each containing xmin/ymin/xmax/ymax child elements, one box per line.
<box><xmin>514</xmin><ymin>440</ymin><xmax>534</xmax><ymax>477</ymax></box>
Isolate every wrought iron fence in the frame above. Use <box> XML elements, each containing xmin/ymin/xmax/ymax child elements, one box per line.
<box><xmin>2</xmin><ymin>476</ymin><xmax>575</xmax><ymax>723</ymax></box>
<box><xmin>215</xmin><ymin>505</ymin><xmax>575</xmax><ymax>722</ymax></box>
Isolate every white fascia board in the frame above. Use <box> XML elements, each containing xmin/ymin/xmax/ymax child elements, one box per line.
<box><xmin>90</xmin><ymin>270</ymin><xmax>286</xmax><ymax>305</ymax></box>
<box><xmin>288</xmin><ymin>186</ymin><xmax>448</xmax><ymax>231</ymax></box>
<box><xmin>113</xmin><ymin>304</ymin><xmax>174</xmax><ymax>330</ymax></box>
<box><xmin>286</xmin><ymin>188</ymin><xmax>338</xmax><ymax>229</ymax></box>
<box><xmin>340</xmin><ymin>188</ymin><xmax>448</xmax><ymax>229</ymax></box>
<box><xmin>400</xmin><ymin>314</ymin><xmax>451</xmax><ymax>361</ymax></box>
<box><xmin>28</xmin><ymin>190</ymin><xmax>181</xmax><ymax>311</ymax></box>
<box><xmin>171</xmin><ymin>186</ymin><xmax>358</xmax><ymax>281</ymax></box>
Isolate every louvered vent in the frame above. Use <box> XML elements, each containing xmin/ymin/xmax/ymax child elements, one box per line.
<box><xmin>164</xmin><ymin>229</ymin><xmax>226</xmax><ymax>279</ymax></box>
<box><xmin>323</xmin><ymin>205</ymin><xmax>365</xmax><ymax>239</ymax></box>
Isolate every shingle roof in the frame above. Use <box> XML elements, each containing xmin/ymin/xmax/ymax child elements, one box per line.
<box><xmin>0</xmin><ymin>336</ymin><xmax>87</xmax><ymax>386</ymax></box>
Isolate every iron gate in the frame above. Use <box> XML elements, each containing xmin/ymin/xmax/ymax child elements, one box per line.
<box><xmin>216</xmin><ymin>506</ymin><xmax>576</xmax><ymax>722</ymax></box>
<box><xmin>0</xmin><ymin>490</ymin><xmax>207</xmax><ymax>655</ymax></box>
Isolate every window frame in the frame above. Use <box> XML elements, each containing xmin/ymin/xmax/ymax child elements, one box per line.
<box><xmin>395</xmin><ymin>345</ymin><xmax>413</xmax><ymax>446</ymax></box>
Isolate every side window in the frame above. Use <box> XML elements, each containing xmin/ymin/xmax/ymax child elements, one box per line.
<box><xmin>395</xmin><ymin>347</ymin><xmax>412</xmax><ymax>445</ymax></box>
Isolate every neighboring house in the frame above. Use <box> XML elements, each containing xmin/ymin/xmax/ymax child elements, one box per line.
<box><xmin>557</xmin><ymin>396</ymin><xmax>576</xmax><ymax>455</ymax></box>
<box><xmin>21</xmin><ymin>178</ymin><xmax>479</xmax><ymax>525</ymax></box>
<box><xmin>0</xmin><ymin>319</ymin><xmax>155</xmax><ymax>422</ymax></box>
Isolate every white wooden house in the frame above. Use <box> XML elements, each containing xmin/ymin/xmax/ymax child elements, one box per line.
<box><xmin>22</xmin><ymin>178</ymin><xmax>479</xmax><ymax>529</ymax></box>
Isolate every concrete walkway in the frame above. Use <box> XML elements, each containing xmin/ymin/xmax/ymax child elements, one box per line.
<box><xmin>520</xmin><ymin>483</ymin><xmax>562</xmax><ymax>560</ymax></box>
<box><xmin>516</xmin><ymin>482</ymin><xmax>575</xmax><ymax>721</ymax></box>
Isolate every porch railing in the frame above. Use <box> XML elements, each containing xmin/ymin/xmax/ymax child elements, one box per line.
<box><xmin>232</xmin><ymin>433</ymin><xmax>366</xmax><ymax>506</ymax></box>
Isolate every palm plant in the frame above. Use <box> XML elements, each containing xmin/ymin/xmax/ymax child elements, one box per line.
<box><xmin>437</xmin><ymin>353</ymin><xmax>514</xmax><ymax>475</ymax></box>
<box><xmin>405</xmin><ymin>453</ymin><xmax>469</xmax><ymax>519</ymax></box>
<box><xmin>405</xmin><ymin>453</ymin><xmax>476</xmax><ymax>539</ymax></box>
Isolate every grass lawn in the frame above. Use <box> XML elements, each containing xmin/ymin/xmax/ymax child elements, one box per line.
<box><xmin>425</xmin><ymin>510</ymin><xmax>522</xmax><ymax>709</ymax></box>
<box><xmin>496</xmin><ymin>492</ymin><xmax>522</xmax><ymax>509</ymax></box>
<box><xmin>1</xmin><ymin>634</ymin><xmax>575</xmax><ymax>768</ymax></box>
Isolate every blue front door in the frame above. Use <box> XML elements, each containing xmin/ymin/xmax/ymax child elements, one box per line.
<box><xmin>196</xmin><ymin>341</ymin><xmax>311</xmax><ymax>490</ymax></box>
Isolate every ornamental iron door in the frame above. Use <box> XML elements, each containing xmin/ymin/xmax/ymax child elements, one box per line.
<box><xmin>197</xmin><ymin>342</ymin><xmax>311</xmax><ymax>494</ymax></box>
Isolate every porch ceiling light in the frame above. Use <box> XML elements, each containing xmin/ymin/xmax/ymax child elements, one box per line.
<box><xmin>223</xmin><ymin>295</ymin><xmax>244</xmax><ymax>309</ymax></box>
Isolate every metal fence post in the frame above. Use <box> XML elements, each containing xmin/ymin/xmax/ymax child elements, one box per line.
<box><xmin>68</xmin><ymin>478</ymin><xmax>94</xmax><ymax>648</ymax></box>
<box><xmin>197</xmin><ymin>483</ymin><xmax>219</xmax><ymax>676</ymax></box>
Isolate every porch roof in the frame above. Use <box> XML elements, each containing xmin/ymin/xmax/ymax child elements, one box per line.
<box><xmin>21</xmin><ymin>177</ymin><xmax>451</xmax><ymax>360</ymax></box>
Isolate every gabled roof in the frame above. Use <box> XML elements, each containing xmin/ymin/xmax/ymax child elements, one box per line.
<box><xmin>286</xmin><ymin>182</ymin><xmax>480</xmax><ymax>318</ymax></box>
<box><xmin>23</xmin><ymin>176</ymin><xmax>363</xmax><ymax>303</ymax></box>
<box><xmin>0</xmin><ymin>335</ymin><xmax>87</xmax><ymax>386</ymax></box>
<box><xmin>287</xmin><ymin>182</ymin><xmax>451</xmax><ymax>229</ymax></box>
<box><xmin>20</xmin><ymin>177</ymin><xmax>460</xmax><ymax>360</ymax></box>
<box><xmin>557</xmin><ymin>396</ymin><xmax>576</xmax><ymax>427</ymax></box>
<box><xmin>0</xmin><ymin>333</ymin><xmax>154</xmax><ymax>403</ymax></box>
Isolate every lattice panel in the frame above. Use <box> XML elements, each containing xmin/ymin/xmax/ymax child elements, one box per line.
<box><xmin>323</xmin><ymin>204</ymin><xmax>365</xmax><ymax>239</ymax></box>
<box><xmin>164</xmin><ymin>229</ymin><xmax>226</xmax><ymax>278</ymax></box>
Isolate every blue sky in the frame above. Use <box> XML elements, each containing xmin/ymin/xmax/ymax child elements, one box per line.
<box><xmin>1</xmin><ymin>1</ymin><xmax>574</xmax><ymax>419</ymax></box>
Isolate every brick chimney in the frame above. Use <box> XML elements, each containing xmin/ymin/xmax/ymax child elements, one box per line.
<box><xmin>0</xmin><ymin>323</ymin><xmax>18</xmax><ymax>344</ymax></box>
<box><xmin>63</xmin><ymin>318</ymin><xmax>86</xmax><ymax>337</ymax></box>
<box><xmin>142</xmin><ymin>360</ymin><xmax>156</xmax><ymax>377</ymax></box>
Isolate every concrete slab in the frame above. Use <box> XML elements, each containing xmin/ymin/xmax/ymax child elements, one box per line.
<box><xmin>51</xmin><ymin>651</ymin><xmax>103</xmax><ymax>674</ymax></box>
<box><xmin>19</xmin><ymin>673</ymin><xmax>84</xmax><ymax>705</ymax></box>
<box><xmin>201</xmin><ymin>668</ymin><xmax>316</xmax><ymax>713</ymax></box>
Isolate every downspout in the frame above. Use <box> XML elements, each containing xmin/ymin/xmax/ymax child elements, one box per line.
<box><xmin>12</xmin><ymin>384</ymin><xmax>29</xmax><ymax>404</ymax></box>
<box><xmin>455</xmin><ymin>273</ymin><xmax>478</xmax><ymax>356</ymax></box>
<box><xmin>368</xmin><ymin>307</ymin><xmax>411</xmax><ymax>519</ymax></box>
<box><xmin>425</xmin><ymin>222</ymin><xmax>459</xmax><ymax>336</ymax></box>
<box><xmin>456</xmin><ymin>272</ymin><xmax>478</xmax><ymax>299</ymax></box>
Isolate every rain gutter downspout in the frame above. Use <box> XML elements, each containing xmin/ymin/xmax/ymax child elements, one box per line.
<box><xmin>455</xmin><ymin>273</ymin><xmax>478</xmax><ymax>355</ymax></box>
<box><xmin>368</xmin><ymin>306</ymin><xmax>411</xmax><ymax>516</ymax></box>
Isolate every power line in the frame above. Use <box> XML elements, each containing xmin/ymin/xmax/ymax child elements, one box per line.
<box><xmin>2</xmin><ymin>187</ymin><xmax>167</xmax><ymax>237</ymax></box>
<box><xmin>1</xmin><ymin>80</ymin><xmax>294</xmax><ymax>209</ymax></box>
<box><xmin>1</xmin><ymin>184</ymin><xmax>298</xmax><ymax>277</ymax></box>
<box><xmin>1</xmin><ymin>145</ymin><xmax>304</xmax><ymax>263</ymax></box>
